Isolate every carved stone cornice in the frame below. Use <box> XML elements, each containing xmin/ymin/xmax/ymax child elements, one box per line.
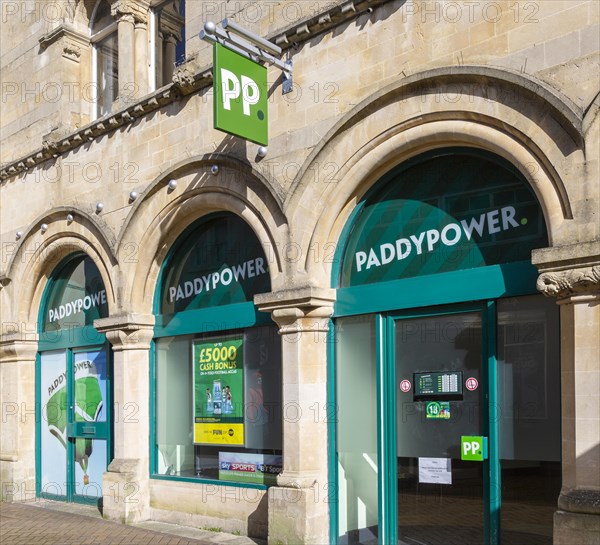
<box><xmin>256</xmin><ymin>287</ymin><xmax>336</xmax><ymax>335</ymax></box>
<box><xmin>537</xmin><ymin>265</ymin><xmax>600</xmax><ymax>298</ymax></box>
<box><xmin>1</xmin><ymin>0</ymin><xmax>394</xmax><ymax>181</ymax></box>
<box><xmin>94</xmin><ymin>313</ymin><xmax>154</xmax><ymax>351</ymax></box>
<box><xmin>38</xmin><ymin>24</ymin><xmax>89</xmax><ymax>51</ymax></box>
<box><xmin>158</xmin><ymin>8</ymin><xmax>183</xmax><ymax>41</ymax></box>
<box><xmin>38</xmin><ymin>24</ymin><xmax>89</xmax><ymax>62</ymax></box>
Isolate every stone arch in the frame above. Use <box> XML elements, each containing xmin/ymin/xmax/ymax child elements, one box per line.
<box><xmin>1</xmin><ymin>206</ymin><xmax>117</xmax><ymax>328</ymax></box>
<box><xmin>116</xmin><ymin>156</ymin><xmax>288</xmax><ymax>314</ymax></box>
<box><xmin>285</xmin><ymin>66</ymin><xmax>585</xmax><ymax>287</ymax></box>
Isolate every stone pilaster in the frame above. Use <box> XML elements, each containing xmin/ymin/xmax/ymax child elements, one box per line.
<box><xmin>95</xmin><ymin>313</ymin><xmax>154</xmax><ymax>523</ymax></box>
<box><xmin>256</xmin><ymin>287</ymin><xmax>335</xmax><ymax>545</ymax></box>
<box><xmin>134</xmin><ymin>19</ymin><xmax>149</xmax><ymax>98</ymax></box>
<box><xmin>0</xmin><ymin>334</ymin><xmax>38</xmax><ymax>502</ymax></box>
<box><xmin>536</xmin><ymin>259</ymin><xmax>600</xmax><ymax>545</ymax></box>
<box><xmin>111</xmin><ymin>2</ymin><xmax>135</xmax><ymax>106</ymax></box>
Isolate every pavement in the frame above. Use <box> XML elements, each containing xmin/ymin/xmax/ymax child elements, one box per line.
<box><xmin>0</xmin><ymin>500</ymin><xmax>266</xmax><ymax>545</ymax></box>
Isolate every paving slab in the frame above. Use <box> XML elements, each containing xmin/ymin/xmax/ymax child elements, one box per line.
<box><xmin>0</xmin><ymin>501</ymin><xmax>266</xmax><ymax>545</ymax></box>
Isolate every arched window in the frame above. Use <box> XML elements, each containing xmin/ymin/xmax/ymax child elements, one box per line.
<box><xmin>332</xmin><ymin>148</ymin><xmax>560</xmax><ymax>545</ymax></box>
<box><xmin>90</xmin><ymin>0</ymin><xmax>118</xmax><ymax>118</ymax></box>
<box><xmin>152</xmin><ymin>213</ymin><xmax>282</xmax><ymax>486</ymax></box>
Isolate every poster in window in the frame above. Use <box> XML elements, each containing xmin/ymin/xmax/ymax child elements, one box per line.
<box><xmin>193</xmin><ymin>337</ymin><xmax>244</xmax><ymax>446</ymax></box>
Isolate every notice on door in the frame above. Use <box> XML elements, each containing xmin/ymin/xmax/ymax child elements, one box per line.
<box><xmin>418</xmin><ymin>457</ymin><xmax>452</xmax><ymax>484</ymax></box>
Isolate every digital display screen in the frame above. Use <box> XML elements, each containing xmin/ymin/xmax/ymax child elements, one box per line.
<box><xmin>414</xmin><ymin>371</ymin><xmax>463</xmax><ymax>397</ymax></box>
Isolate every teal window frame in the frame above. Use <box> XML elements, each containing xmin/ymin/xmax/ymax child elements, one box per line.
<box><xmin>36</xmin><ymin>252</ymin><xmax>111</xmax><ymax>504</ymax></box>
<box><xmin>149</xmin><ymin>214</ymin><xmax>277</xmax><ymax>491</ymax></box>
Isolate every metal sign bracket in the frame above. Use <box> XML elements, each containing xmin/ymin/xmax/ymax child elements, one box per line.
<box><xmin>200</xmin><ymin>20</ymin><xmax>294</xmax><ymax>95</ymax></box>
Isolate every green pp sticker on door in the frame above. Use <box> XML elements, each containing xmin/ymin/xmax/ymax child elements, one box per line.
<box><xmin>461</xmin><ymin>436</ymin><xmax>488</xmax><ymax>461</ymax></box>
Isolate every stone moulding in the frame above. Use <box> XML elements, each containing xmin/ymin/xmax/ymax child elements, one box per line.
<box><xmin>558</xmin><ymin>488</ymin><xmax>600</xmax><ymax>516</ymax></box>
<box><xmin>537</xmin><ymin>265</ymin><xmax>600</xmax><ymax>298</ymax></box>
<box><xmin>0</xmin><ymin>0</ymin><xmax>393</xmax><ymax>182</ymax></box>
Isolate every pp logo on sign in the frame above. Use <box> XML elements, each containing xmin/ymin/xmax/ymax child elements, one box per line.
<box><xmin>220</xmin><ymin>69</ymin><xmax>261</xmax><ymax>117</ymax></box>
<box><xmin>213</xmin><ymin>43</ymin><xmax>268</xmax><ymax>145</ymax></box>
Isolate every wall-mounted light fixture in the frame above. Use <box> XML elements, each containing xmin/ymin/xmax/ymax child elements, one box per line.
<box><xmin>41</xmin><ymin>223</ymin><xmax>48</xmax><ymax>233</ymax></box>
<box><xmin>168</xmin><ymin>179</ymin><xmax>177</xmax><ymax>190</ymax></box>
<box><xmin>95</xmin><ymin>202</ymin><xmax>104</xmax><ymax>214</ymax></box>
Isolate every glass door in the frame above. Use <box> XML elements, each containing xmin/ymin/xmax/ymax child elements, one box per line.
<box><xmin>68</xmin><ymin>348</ymin><xmax>110</xmax><ymax>502</ymax></box>
<box><xmin>393</xmin><ymin>310</ymin><xmax>488</xmax><ymax>545</ymax></box>
<box><xmin>39</xmin><ymin>346</ymin><xmax>111</xmax><ymax>503</ymax></box>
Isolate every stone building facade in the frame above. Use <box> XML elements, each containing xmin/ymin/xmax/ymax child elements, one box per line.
<box><xmin>1</xmin><ymin>1</ymin><xmax>598</xmax><ymax>544</ymax></box>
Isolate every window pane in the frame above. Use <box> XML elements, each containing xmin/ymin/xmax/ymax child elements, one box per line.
<box><xmin>40</xmin><ymin>350</ymin><xmax>68</xmax><ymax>498</ymax></box>
<box><xmin>96</xmin><ymin>33</ymin><xmax>118</xmax><ymax>116</ymax></box>
<box><xmin>91</xmin><ymin>0</ymin><xmax>112</xmax><ymax>34</ymax></box>
<box><xmin>155</xmin><ymin>324</ymin><xmax>282</xmax><ymax>483</ymax></box>
<box><xmin>336</xmin><ymin>315</ymin><xmax>378</xmax><ymax>544</ymax></box>
<box><xmin>498</xmin><ymin>295</ymin><xmax>561</xmax><ymax>545</ymax></box>
<box><xmin>156</xmin><ymin>335</ymin><xmax>195</xmax><ymax>476</ymax></box>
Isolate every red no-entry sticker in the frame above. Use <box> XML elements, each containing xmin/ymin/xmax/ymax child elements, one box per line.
<box><xmin>466</xmin><ymin>377</ymin><xmax>479</xmax><ymax>391</ymax></box>
<box><xmin>400</xmin><ymin>379</ymin><xmax>412</xmax><ymax>393</ymax></box>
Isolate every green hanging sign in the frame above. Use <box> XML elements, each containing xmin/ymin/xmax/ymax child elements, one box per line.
<box><xmin>213</xmin><ymin>43</ymin><xmax>268</xmax><ymax>145</ymax></box>
<box><xmin>340</xmin><ymin>150</ymin><xmax>547</xmax><ymax>288</ymax></box>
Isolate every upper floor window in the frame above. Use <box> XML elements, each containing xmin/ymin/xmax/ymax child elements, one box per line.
<box><xmin>150</xmin><ymin>0</ymin><xmax>185</xmax><ymax>91</ymax></box>
<box><xmin>91</xmin><ymin>0</ymin><xmax>118</xmax><ymax>118</ymax></box>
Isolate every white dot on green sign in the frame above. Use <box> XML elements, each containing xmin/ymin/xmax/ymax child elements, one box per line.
<box><xmin>521</xmin><ymin>218</ymin><xmax>528</xmax><ymax>225</ymax></box>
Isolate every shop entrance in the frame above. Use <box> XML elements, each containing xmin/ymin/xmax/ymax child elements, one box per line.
<box><xmin>37</xmin><ymin>253</ymin><xmax>112</xmax><ymax>504</ymax></box>
<box><xmin>39</xmin><ymin>347</ymin><xmax>110</xmax><ymax>502</ymax></box>
<box><xmin>333</xmin><ymin>149</ymin><xmax>561</xmax><ymax>545</ymax></box>
<box><xmin>394</xmin><ymin>309</ymin><xmax>486</xmax><ymax>545</ymax></box>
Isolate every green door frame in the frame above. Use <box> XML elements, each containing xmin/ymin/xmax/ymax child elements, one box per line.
<box><xmin>385</xmin><ymin>303</ymin><xmax>500</xmax><ymax>545</ymax></box>
<box><xmin>36</xmin><ymin>252</ymin><xmax>112</xmax><ymax>504</ymax></box>
<box><xmin>329</xmin><ymin>271</ymin><xmax>537</xmax><ymax>545</ymax></box>
<box><xmin>36</xmin><ymin>339</ymin><xmax>112</xmax><ymax>503</ymax></box>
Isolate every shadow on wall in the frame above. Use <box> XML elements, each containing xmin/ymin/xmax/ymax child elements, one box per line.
<box><xmin>247</xmin><ymin>493</ymin><xmax>268</xmax><ymax>539</ymax></box>
<box><xmin>302</xmin><ymin>0</ymin><xmax>408</xmax><ymax>51</ymax></box>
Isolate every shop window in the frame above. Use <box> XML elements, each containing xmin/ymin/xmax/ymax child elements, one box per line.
<box><xmin>153</xmin><ymin>213</ymin><xmax>282</xmax><ymax>486</ymax></box>
<box><xmin>150</xmin><ymin>0</ymin><xmax>185</xmax><ymax>90</ymax></box>
<box><xmin>90</xmin><ymin>0</ymin><xmax>118</xmax><ymax>118</ymax></box>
